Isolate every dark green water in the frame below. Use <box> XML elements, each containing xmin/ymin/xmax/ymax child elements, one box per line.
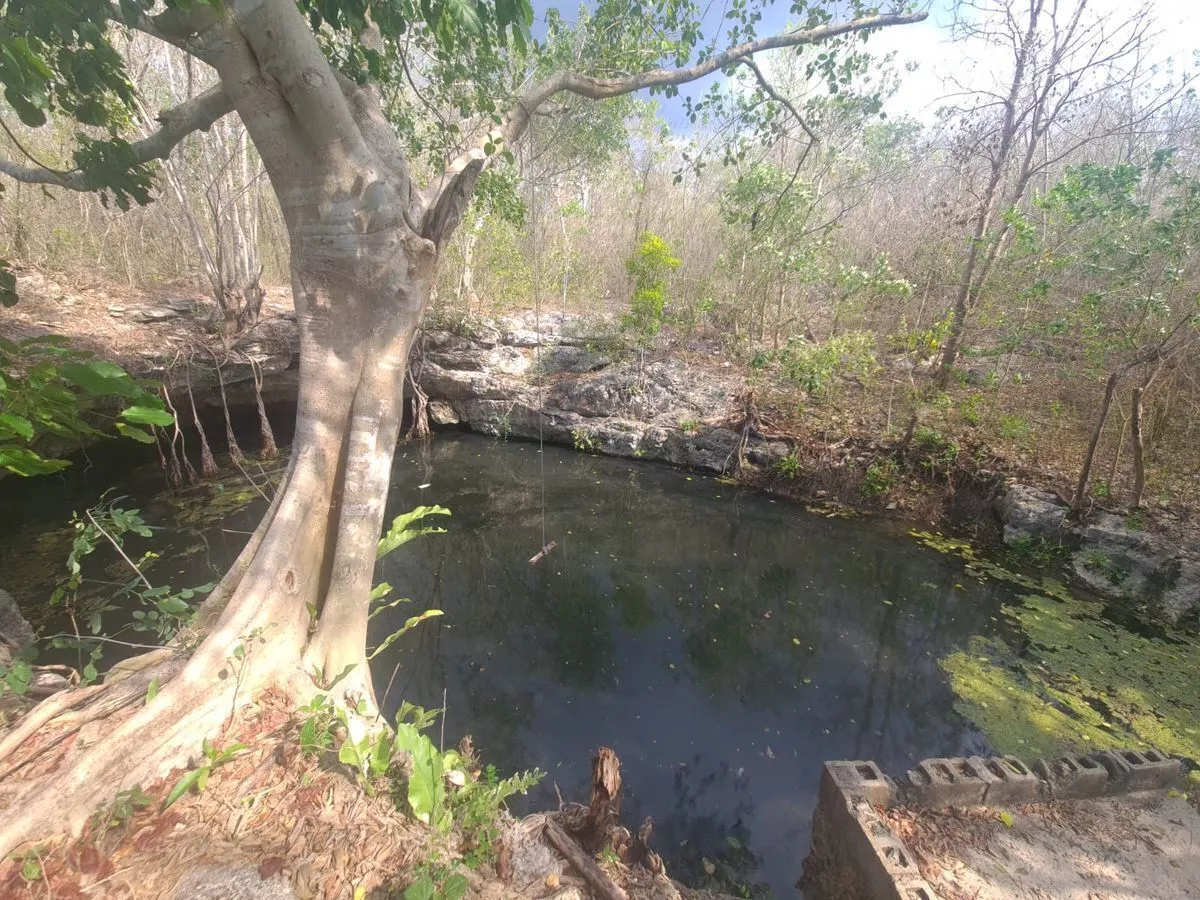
<box><xmin>0</xmin><ymin>432</ymin><xmax>1012</xmax><ymax>897</ymax></box>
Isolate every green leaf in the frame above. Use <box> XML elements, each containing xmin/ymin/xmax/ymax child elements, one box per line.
<box><xmin>116</xmin><ymin>422</ymin><xmax>156</xmax><ymax>444</ymax></box>
<box><xmin>146</xmin><ymin>677</ymin><xmax>159</xmax><ymax>703</ymax></box>
<box><xmin>403</xmin><ymin>879</ymin><xmax>436</xmax><ymax>900</ymax></box>
<box><xmin>999</xmin><ymin>811</ymin><xmax>1014</xmax><ymax>828</ymax></box>
<box><xmin>59</xmin><ymin>360</ymin><xmax>141</xmax><ymax>398</ymax></box>
<box><xmin>0</xmin><ymin>448</ymin><xmax>70</xmax><ymax>476</ymax></box>
<box><xmin>163</xmin><ymin>768</ymin><xmax>205</xmax><ymax>809</ymax></box>
<box><xmin>119</xmin><ymin>405</ymin><xmax>175</xmax><ymax>427</ymax></box>
<box><xmin>367</xmin><ymin>610</ymin><xmax>444</xmax><ymax>659</ymax></box>
<box><xmin>0</xmin><ymin>413</ymin><xmax>34</xmax><ymax>441</ymax></box>
<box><xmin>4</xmin><ymin>660</ymin><xmax>32</xmax><ymax>695</ymax></box>
<box><xmin>377</xmin><ymin>506</ymin><xmax>451</xmax><ymax>559</ymax></box>
<box><xmin>339</xmin><ymin>739</ymin><xmax>365</xmax><ymax>771</ymax></box>
<box><xmin>20</xmin><ymin>857</ymin><xmax>41</xmax><ymax>881</ymax></box>
<box><xmin>441</xmin><ymin>874</ymin><xmax>470</xmax><ymax>900</ymax></box>
<box><xmin>393</xmin><ymin>722</ymin><xmax>447</xmax><ymax>830</ymax></box>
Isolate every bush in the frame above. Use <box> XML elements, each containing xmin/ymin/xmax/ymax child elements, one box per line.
<box><xmin>775</xmin><ymin>331</ymin><xmax>877</xmax><ymax>399</ymax></box>
<box><xmin>862</xmin><ymin>458</ymin><xmax>897</xmax><ymax>496</ymax></box>
<box><xmin>622</xmin><ymin>232</ymin><xmax>681</xmax><ymax>338</ymax></box>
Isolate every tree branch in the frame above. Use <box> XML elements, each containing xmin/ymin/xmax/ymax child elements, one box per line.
<box><xmin>0</xmin><ymin>85</ymin><xmax>233</xmax><ymax>191</ymax></box>
<box><xmin>424</xmin><ymin>9</ymin><xmax>926</xmax><ymax>241</ymax></box>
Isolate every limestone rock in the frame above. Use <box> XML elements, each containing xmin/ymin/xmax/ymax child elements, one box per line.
<box><xmin>997</xmin><ymin>484</ymin><xmax>1068</xmax><ymax>543</ymax></box>
<box><xmin>0</xmin><ymin>588</ymin><xmax>34</xmax><ymax>653</ymax></box>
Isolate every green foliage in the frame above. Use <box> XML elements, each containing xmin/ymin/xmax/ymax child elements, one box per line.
<box><xmin>299</xmin><ymin>695</ymin><xmax>542</xmax><ymax>848</ymax></box>
<box><xmin>888</xmin><ymin>311</ymin><xmax>954</xmax><ymax>360</ymax></box>
<box><xmin>999</xmin><ymin>415</ymin><xmax>1030</xmax><ymax>443</ymax></box>
<box><xmin>377</xmin><ymin>506</ymin><xmax>452</xmax><ymax>559</ymax></box>
<box><xmin>1002</xmin><ymin>535</ymin><xmax>1068</xmax><ymax>570</ymax></box>
<box><xmin>911</xmin><ymin>426</ymin><xmax>959</xmax><ymax>476</ymax></box>
<box><xmin>572</xmin><ymin>427</ymin><xmax>599</xmax><ymax>453</ymax></box>
<box><xmin>622</xmin><ymin>232</ymin><xmax>681</xmax><ymax>338</ymax></box>
<box><xmin>861</xmin><ymin>458</ymin><xmax>896</xmax><ymax>496</ymax></box>
<box><xmin>92</xmin><ymin>786</ymin><xmax>154</xmax><ymax>835</ymax></box>
<box><xmin>48</xmin><ymin>497</ymin><xmax>212</xmax><ymax>647</ymax></box>
<box><xmin>768</xmin><ymin>331</ymin><xmax>876</xmax><ymax>399</ymax></box>
<box><xmin>163</xmin><ymin>738</ymin><xmax>247</xmax><ymax>809</ymax></box>
<box><xmin>404</xmin><ymin>871</ymin><xmax>470</xmax><ymax>900</ymax></box>
<box><xmin>958</xmin><ymin>393</ymin><xmax>984</xmax><ymax>427</ymax></box>
<box><xmin>679</xmin><ymin>418</ymin><xmax>699</xmax><ymax>435</ymax></box>
<box><xmin>0</xmin><ymin>336</ymin><xmax>172</xmax><ymax>475</ymax></box>
<box><xmin>774</xmin><ymin>452</ymin><xmax>802</xmax><ymax>480</ymax></box>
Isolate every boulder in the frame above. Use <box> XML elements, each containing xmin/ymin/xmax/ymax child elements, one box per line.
<box><xmin>997</xmin><ymin>484</ymin><xmax>1069</xmax><ymax>543</ymax></box>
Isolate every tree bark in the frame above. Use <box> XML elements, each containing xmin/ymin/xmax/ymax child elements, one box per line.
<box><xmin>1131</xmin><ymin>386</ymin><xmax>1146</xmax><ymax>508</ymax></box>
<box><xmin>1073</xmin><ymin>371</ymin><xmax>1119</xmax><ymax>516</ymax></box>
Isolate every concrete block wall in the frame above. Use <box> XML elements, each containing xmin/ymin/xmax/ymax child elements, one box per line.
<box><xmin>800</xmin><ymin>748</ymin><xmax>1182</xmax><ymax>900</ymax></box>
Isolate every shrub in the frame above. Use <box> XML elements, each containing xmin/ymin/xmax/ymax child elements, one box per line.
<box><xmin>776</xmin><ymin>331</ymin><xmax>876</xmax><ymax>399</ymax></box>
<box><xmin>622</xmin><ymin>232</ymin><xmax>681</xmax><ymax>338</ymax></box>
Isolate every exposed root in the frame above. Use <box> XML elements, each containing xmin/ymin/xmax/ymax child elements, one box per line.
<box><xmin>186</xmin><ymin>358</ymin><xmax>219</xmax><ymax>478</ymax></box>
<box><xmin>208</xmin><ymin>348</ymin><xmax>245</xmax><ymax>465</ymax></box>
<box><xmin>161</xmin><ymin>383</ymin><xmax>198</xmax><ymax>485</ymax></box>
<box><xmin>0</xmin><ymin>684</ymin><xmax>106</xmax><ymax>768</ymax></box>
<box><xmin>406</xmin><ymin>350</ymin><xmax>431</xmax><ymax>439</ymax></box>
<box><xmin>251</xmin><ymin>358</ymin><xmax>278</xmax><ymax>459</ymax></box>
<box><xmin>0</xmin><ymin>655</ymin><xmax>185</xmax><ymax>782</ymax></box>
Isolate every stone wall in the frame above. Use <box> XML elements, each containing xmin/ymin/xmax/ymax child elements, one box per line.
<box><xmin>800</xmin><ymin>749</ymin><xmax>1182</xmax><ymax>900</ymax></box>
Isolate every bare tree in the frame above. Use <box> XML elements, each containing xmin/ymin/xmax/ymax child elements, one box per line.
<box><xmin>935</xmin><ymin>0</ymin><xmax>1158</xmax><ymax>380</ymax></box>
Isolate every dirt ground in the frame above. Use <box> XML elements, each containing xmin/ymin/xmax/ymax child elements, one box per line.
<box><xmin>886</xmin><ymin>793</ymin><xmax>1200</xmax><ymax>900</ymax></box>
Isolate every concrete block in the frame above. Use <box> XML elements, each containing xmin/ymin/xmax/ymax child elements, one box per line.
<box><xmin>979</xmin><ymin>755</ymin><xmax>1041</xmax><ymax>805</ymax></box>
<box><xmin>853</xmin><ymin>802</ymin><xmax>929</xmax><ymax>899</ymax></box>
<box><xmin>1033</xmin><ymin>754</ymin><xmax>1109</xmax><ymax>799</ymax></box>
<box><xmin>1091</xmin><ymin>748</ymin><xmax>1181</xmax><ymax>794</ymax></box>
<box><xmin>823</xmin><ymin>760</ymin><xmax>898</xmax><ymax>808</ymax></box>
<box><xmin>905</xmin><ymin>757</ymin><xmax>989</xmax><ymax>809</ymax></box>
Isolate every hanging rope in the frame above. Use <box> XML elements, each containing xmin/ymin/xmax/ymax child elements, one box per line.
<box><xmin>529</xmin><ymin>112</ymin><xmax>556</xmax><ymax>566</ymax></box>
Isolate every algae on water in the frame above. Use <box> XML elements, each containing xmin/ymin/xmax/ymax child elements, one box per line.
<box><xmin>942</xmin><ymin>593</ymin><xmax>1200</xmax><ymax>762</ymax></box>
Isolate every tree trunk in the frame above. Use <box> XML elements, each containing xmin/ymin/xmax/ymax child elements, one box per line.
<box><xmin>1131</xmin><ymin>386</ymin><xmax>1146</xmax><ymax>508</ymax></box>
<box><xmin>0</xmin><ymin>233</ymin><xmax>429</xmax><ymax>851</ymax></box>
<box><xmin>1073</xmin><ymin>371</ymin><xmax>1120</xmax><ymax>516</ymax></box>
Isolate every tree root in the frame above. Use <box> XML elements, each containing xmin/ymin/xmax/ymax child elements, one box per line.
<box><xmin>0</xmin><ymin>684</ymin><xmax>106</xmax><ymax>769</ymax></box>
<box><xmin>0</xmin><ymin>654</ymin><xmax>185</xmax><ymax>781</ymax></box>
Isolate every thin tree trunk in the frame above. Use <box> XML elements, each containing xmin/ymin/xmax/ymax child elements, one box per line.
<box><xmin>1131</xmin><ymin>386</ymin><xmax>1147</xmax><ymax>508</ymax></box>
<box><xmin>1073</xmin><ymin>371</ymin><xmax>1119</xmax><ymax>516</ymax></box>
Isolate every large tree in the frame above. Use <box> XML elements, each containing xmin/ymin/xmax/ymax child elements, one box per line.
<box><xmin>0</xmin><ymin>0</ymin><xmax>923</xmax><ymax>850</ymax></box>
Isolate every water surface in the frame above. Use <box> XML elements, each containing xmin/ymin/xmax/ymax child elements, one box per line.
<box><xmin>0</xmin><ymin>433</ymin><xmax>1010</xmax><ymax>897</ymax></box>
<box><xmin>376</xmin><ymin>436</ymin><xmax>1007</xmax><ymax>896</ymax></box>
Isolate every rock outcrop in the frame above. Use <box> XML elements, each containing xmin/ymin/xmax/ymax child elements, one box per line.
<box><xmin>415</xmin><ymin>313</ymin><xmax>789</xmax><ymax>474</ymax></box>
<box><xmin>998</xmin><ymin>484</ymin><xmax>1199</xmax><ymax>624</ymax></box>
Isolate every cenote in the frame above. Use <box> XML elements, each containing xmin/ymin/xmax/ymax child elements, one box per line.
<box><xmin>0</xmin><ymin>431</ymin><xmax>1021</xmax><ymax>897</ymax></box>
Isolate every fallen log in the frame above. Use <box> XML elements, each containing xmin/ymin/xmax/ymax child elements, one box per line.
<box><xmin>545</xmin><ymin>818</ymin><xmax>628</xmax><ymax>900</ymax></box>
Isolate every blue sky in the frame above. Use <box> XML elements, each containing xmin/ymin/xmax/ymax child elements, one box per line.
<box><xmin>529</xmin><ymin>0</ymin><xmax>1198</xmax><ymax>131</ymax></box>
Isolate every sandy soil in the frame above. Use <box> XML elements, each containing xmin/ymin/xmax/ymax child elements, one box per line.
<box><xmin>888</xmin><ymin>793</ymin><xmax>1200</xmax><ymax>900</ymax></box>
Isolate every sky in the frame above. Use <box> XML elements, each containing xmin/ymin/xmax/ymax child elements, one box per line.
<box><xmin>534</xmin><ymin>0</ymin><xmax>1200</xmax><ymax>130</ymax></box>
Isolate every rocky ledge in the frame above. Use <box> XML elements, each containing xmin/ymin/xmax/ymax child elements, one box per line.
<box><xmin>999</xmin><ymin>484</ymin><xmax>1200</xmax><ymax>624</ymax></box>
<box><xmin>415</xmin><ymin>313</ymin><xmax>792</xmax><ymax>473</ymax></box>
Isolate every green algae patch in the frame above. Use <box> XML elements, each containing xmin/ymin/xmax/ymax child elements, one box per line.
<box><xmin>910</xmin><ymin>530</ymin><xmax>1073</xmax><ymax>600</ymax></box>
<box><xmin>942</xmin><ymin>593</ymin><xmax>1200</xmax><ymax>762</ymax></box>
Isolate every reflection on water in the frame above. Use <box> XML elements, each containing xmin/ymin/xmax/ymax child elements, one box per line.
<box><xmin>376</xmin><ymin>436</ymin><xmax>1007</xmax><ymax>897</ymax></box>
<box><xmin>0</xmin><ymin>432</ymin><xmax>1009</xmax><ymax>897</ymax></box>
